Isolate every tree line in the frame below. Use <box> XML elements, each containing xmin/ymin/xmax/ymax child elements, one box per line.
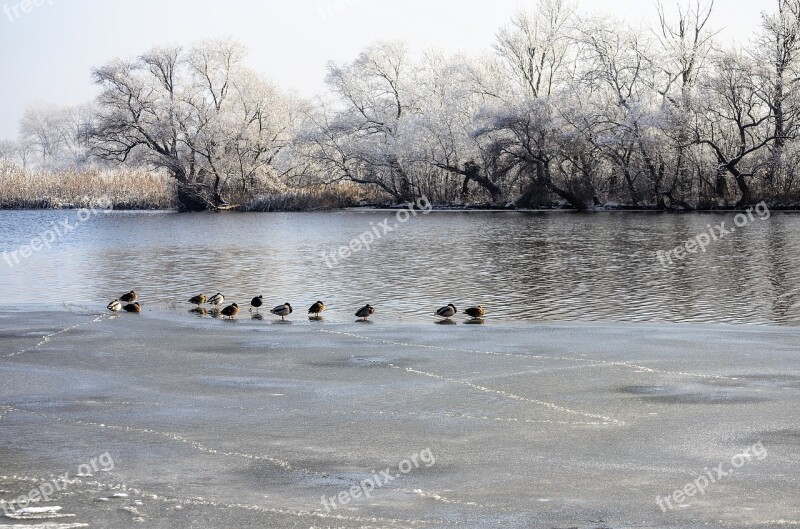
<box><xmin>3</xmin><ymin>0</ymin><xmax>800</xmax><ymax>211</ymax></box>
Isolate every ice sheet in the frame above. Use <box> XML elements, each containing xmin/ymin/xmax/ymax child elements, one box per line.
<box><xmin>0</xmin><ymin>308</ymin><xmax>798</xmax><ymax>528</ymax></box>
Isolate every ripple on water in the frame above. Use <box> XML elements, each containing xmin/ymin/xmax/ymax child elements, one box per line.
<box><xmin>1</xmin><ymin>210</ymin><xmax>800</xmax><ymax>325</ymax></box>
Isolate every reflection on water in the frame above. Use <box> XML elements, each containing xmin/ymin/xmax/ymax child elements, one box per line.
<box><xmin>1</xmin><ymin>209</ymin><xmax>799</xmax><ymax>325</ymax></box>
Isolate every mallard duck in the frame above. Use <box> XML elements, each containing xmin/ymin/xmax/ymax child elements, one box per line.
<box><xmin>120</xmin><ymin>291</ymin><xmax>137</xmax><ymax>303</ymax></box>
<box><xmin>355</xmin><ymin>304</ymin><xmax>375</xmax><ymax>321</ymax></box>
<box><xmin>189</xmin><ymin>294</ymin><xmax>207</xmax><ymax>306</ymax></box>
<box><xmin>123</xmin><ymin>302</ymin><xmax>141</xmax><ymax>313</ymax></box>
<box><xmin>250</xmin><ymin>295</ymin><xmax>264</xmax><ymax>313</ymax></box>
<box><xmin>221</xmin><ymin>303</ymin><xmax>240</xmax><ymax>319</ymax></box>
<box><xmin>436</xmin><ymin>304</ymin><xmax>458</xmax><ymax>320</ymax></box>
<box><xmin>271</xmin><ymin>303</ymin><xmax>293</xmax><ymax>320</ymax></box>
<box><xmin>308</xmin><ymin>301</ymin><xmax>325</xmax><ymax>317</ymax></box>
<box><xmin>208</xmin><ymin>293</ymin><xmax>224</xmax><ymax>308</ymax></box>
<box><xmin>464</xmin><ymin>306</ymin><xmax>485</xmax><ymax>319</ymax></box>
<box><xmin>107</xmin><ymin>299</ymin><xmax>122</xmax><ymax>312</ymax></box>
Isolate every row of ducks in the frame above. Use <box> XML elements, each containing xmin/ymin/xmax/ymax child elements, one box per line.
<box><xmin>106</xmin><ymin>291</ymin><xmax>486</xmax><ymax>322</ymax></box>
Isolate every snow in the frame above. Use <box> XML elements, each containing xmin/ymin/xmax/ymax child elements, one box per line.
<box><xmin>14</xmin><ymin>506</ymin><xmax>62</xmax><ymax>514</ymax></box>
<box><xmin>4</xmin><ymin>506</ymin><xmax>74</xmax><ymax>520</ymax></box>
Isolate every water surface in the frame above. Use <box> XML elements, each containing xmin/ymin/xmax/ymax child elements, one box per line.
<box><xmin>1</xmin><ymin>209</ymin><xmax>798</xmax><ymax>324</ymax></box>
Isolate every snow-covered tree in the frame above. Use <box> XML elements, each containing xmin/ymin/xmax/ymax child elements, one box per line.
<box><xmin>90</xmin><ymin>39</ymin><xmax>299</xmax><ymax>210</ymax></box>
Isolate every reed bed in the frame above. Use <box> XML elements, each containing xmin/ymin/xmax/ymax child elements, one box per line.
<box><xmin>0</xmin><ymin>162</ymin><xmax>177</xmax><ymax>209</ymax></box>
<box><xmin>0</xmin><ymin>162</ymin><xmax>391</xmax><ymax>211</ymax></box>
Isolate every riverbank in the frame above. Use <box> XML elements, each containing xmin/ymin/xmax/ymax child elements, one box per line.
<box><xmin>0</xmin><ymin>307</ymin><xmax>798</xmax><ymax>528</ymax></box>
<box><xmin>5</xmin><ymin>162</ymin><xmax>800</xmax><ymax>213</ymax></box>
<box><xmin>7</xmin><ymin>200</ymin><xmax>800</xmax><ymax>214</ymax></box>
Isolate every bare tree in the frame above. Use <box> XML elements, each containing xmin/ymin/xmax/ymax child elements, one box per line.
<box><xmin>651</xmin><ymin>1</ymin><xmax>718</xmax><ymax>205</ymax></box>
<box><xmin>476</xmin><ymin>99</ymin><xmax>590</xmax><ymax>210</ymax></box>
<box><xmin>416</xmin><ymin>53</ymin><xmax>510</xmax><ymax>204</ymax></box>
<box><xmin>692</xmin><ymin>51</ymin><xmax>777</xmax><ymax>206</ymax></box>
<box><xmin>90</xmin><ymin>40</ymin><xmax>297</xmax><ymax>210</ymax></box>
<box><xmin>494</xmin><ymin>0</ymin><xmax>574</xmax><ymax>99</ymax></box>
<box><xmin>654</xmin><ymin>0</ymin><xmax>717</xmax><ymax>101</ymax></box>
<box><xmin>20</xmin><ymin>104</ymin><xmax>63</xmax><ymax>166</ymax></box>
<box><xmin>757</xmin><ymin>0</ymin><xmax>800</xmax><ymax>188</ymax></box>
<box><xmin>575</xmin><ymin>17</ymin><xmax>664</xmax><ymax>205</ymax></box>
<box><xmin>303</xmin><ymin>42</ymin><xmax>422</xmax><ymax>202</ymax></box>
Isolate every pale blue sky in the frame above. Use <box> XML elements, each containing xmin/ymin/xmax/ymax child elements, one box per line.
<box><xmin>0</xmin><ymin>0</ymin><xmax>766</xmax><ymax>138</ymax></box>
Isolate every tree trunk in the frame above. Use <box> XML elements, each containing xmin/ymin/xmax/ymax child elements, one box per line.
<box><xmin>176</xmin><ymin>183</ymin><xmax>212</xmax><ymax>212</ymax></box>
<box><xmin>622</xmin><ymin>166</ymin><xmax>638</xmax><ymax>206</ymax></box>
<box><xmin>714</xmin><ymin>169</ymin><xmax>728</xmax><ymax>202</ymax></box>
<box><xmin>732</xmin><ymin>167</ymin><xmax>752</xmax><ymax>207</ymax></box>
<box><xmin>515</xmin><ymin>160</ymin><xmax>588</xmax><ymax>211</ymax></box>
<box><xmin>515</xmin><ymin>182</ymin><xmax>545</xmax><ymax>208</ymax></box>
<box><xmin>463</xmin><ymin>162</ymin><xmax>503</xmax><ymax>204</ymax></box>
<box><xmin>173</xmin><ymin>168</ymin><xmax>227</xmax><ymax>211</ymax></box>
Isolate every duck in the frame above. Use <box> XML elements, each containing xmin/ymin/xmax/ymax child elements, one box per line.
<box><xmin>436</xmin><ymin>304</ymin><xmax>458</xmax><ymax>320</ymax></box>
<box><xmin>250</xmin><ymin>295</ymin><xmax>264</xmax><ymax>313</ymax></box>
<box><xmin>208</xmin><ymin>293</ymin><xmax>224</xmax><ymax>309</ymax></box>
<box><xmin>120</xmin><ymin>291</ymin><xmax>137</xmax><ymax>303</ymax></box>
<box><xmin>107</xmin><ymin>299</ymin><xmax>122</xmax><ymax>312</ymax></box>
<box><xmin>355</xmin><ymin>304</ymin><xmax>375</xmax><ymax>321</ymax></box>
<box><xmin>220</xmin><ymin>303</ymin><xmax>240</xmax><ymax>319</ymax></box>
<box><xmin>189</xmin><ymin>294</ymin><xmax>207</xmax><ymax>306</ymax></box>
<box><xmin>123</xmin><ymin>302</ymin><xmax>141</xmax><ymax>313</ymax></box>
<box><xmin>271</xmin><ymin>303</ymin><xmax>293</xmax><ymax>321</ymax></box>
<box><xmin>308</xmin><ymin>301</ymin><xmax>325</xmax><ymax>317</ymax></box>
<box><xmin>464</xmin><ymin>306</ymin><xmax>485</xmax><ymax>319</ymax></box>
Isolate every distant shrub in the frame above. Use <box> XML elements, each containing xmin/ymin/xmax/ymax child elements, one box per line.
<box><xmin>243</xmin><ymin>182</ymin><xmax>387</xmax><ymax>211</ymax></box>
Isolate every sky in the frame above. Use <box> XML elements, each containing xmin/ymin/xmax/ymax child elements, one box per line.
<box><xmin>0</xmin><ymin>0</ymin><xmax>767</xmax><ymax>139</ymax></box>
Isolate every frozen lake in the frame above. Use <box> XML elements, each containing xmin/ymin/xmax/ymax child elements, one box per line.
<box><xmin>1</xmin><ymin>209</ymin><xmax>800</xmax><ymax>324</ymax></box>
<box><xmin>0</xmin><ymin>309</ymin><xmax>798</xmax><ymax>528</ymax></box>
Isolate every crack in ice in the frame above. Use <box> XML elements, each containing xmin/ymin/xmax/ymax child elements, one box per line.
<box><xmin>1</xmin><ymin>473</ymin><xmax>437</xmax><ymax>527</ymax></box>
<box><xmin>7</xmin><ymin>407</ymin><xmax>304</xmax><ymax>474</ymax></box>
<box><xmin>5</xmin><ymin>313</ymin><xmax>109</xmax><ymax>359</ymax></box>
<box><xmin>389</xmin><ymin>365</ymin><xmax>626</xmax><ymax>425</ymax></box>
<box><xmin>318</xmin><ymin>329</ymin><xmax>741</xmax><ymax>381</ymax></box>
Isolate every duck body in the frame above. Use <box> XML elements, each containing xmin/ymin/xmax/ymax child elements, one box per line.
<box><xmin>464</xmin><ymin>306</ymin><xmax>485</xmax><ymax>319</ymax></box>
<box><xmin>123</xmin><ymin>302</ymin><xmax>141</xmax><ymax>313</ymax></box>
<box><xmin>355</xmin><ymin>304</ymin><xmax>375</xmax><ymax>320</ymax></box>
<box><xmin>120</xmin><ymin>291</ymin><xmax>137</xmax><ymax>303</ymax></box>
<box><xmin>250</xmin><ymin>295</ymin><xmax>264</xmax><ymax>313</ymax></box>
<box><xmin>436</xmin><ymin>304</ymin><xmax>458</xmax><ymax>319</ymax></box>
<box><xmin>107</xmin><ymin>299</ymin><xmax>122</xmax><ymax>312</ymax></box>
<box><xmin>308</xmin><ymin>301</ymin><xmax>325</xmax><ymax>316</ymax></box>
<box><xmin>271</xmin><ymin>303</ymin><xmax>293</xmax><ymax>320</ymax></box>
<box><xmin>221</xmin><ymin>303</ymin><xmax>240</xmax><ymax>319</ymax></box>
<box><xmin>189</xmin><ymin>294</ymin><xmax>207</xmax><ymax>305</ymax></box>
<box><xmin>208</xmin><ymin>293</ymin><xmax>224</xmax><ymax>307</ymax></box>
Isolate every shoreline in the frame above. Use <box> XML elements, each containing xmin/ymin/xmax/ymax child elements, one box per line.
<box><xmin>4</xmin><ymin>204</ymin><xmax>800</xmax><ymax>213</ymax></box>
